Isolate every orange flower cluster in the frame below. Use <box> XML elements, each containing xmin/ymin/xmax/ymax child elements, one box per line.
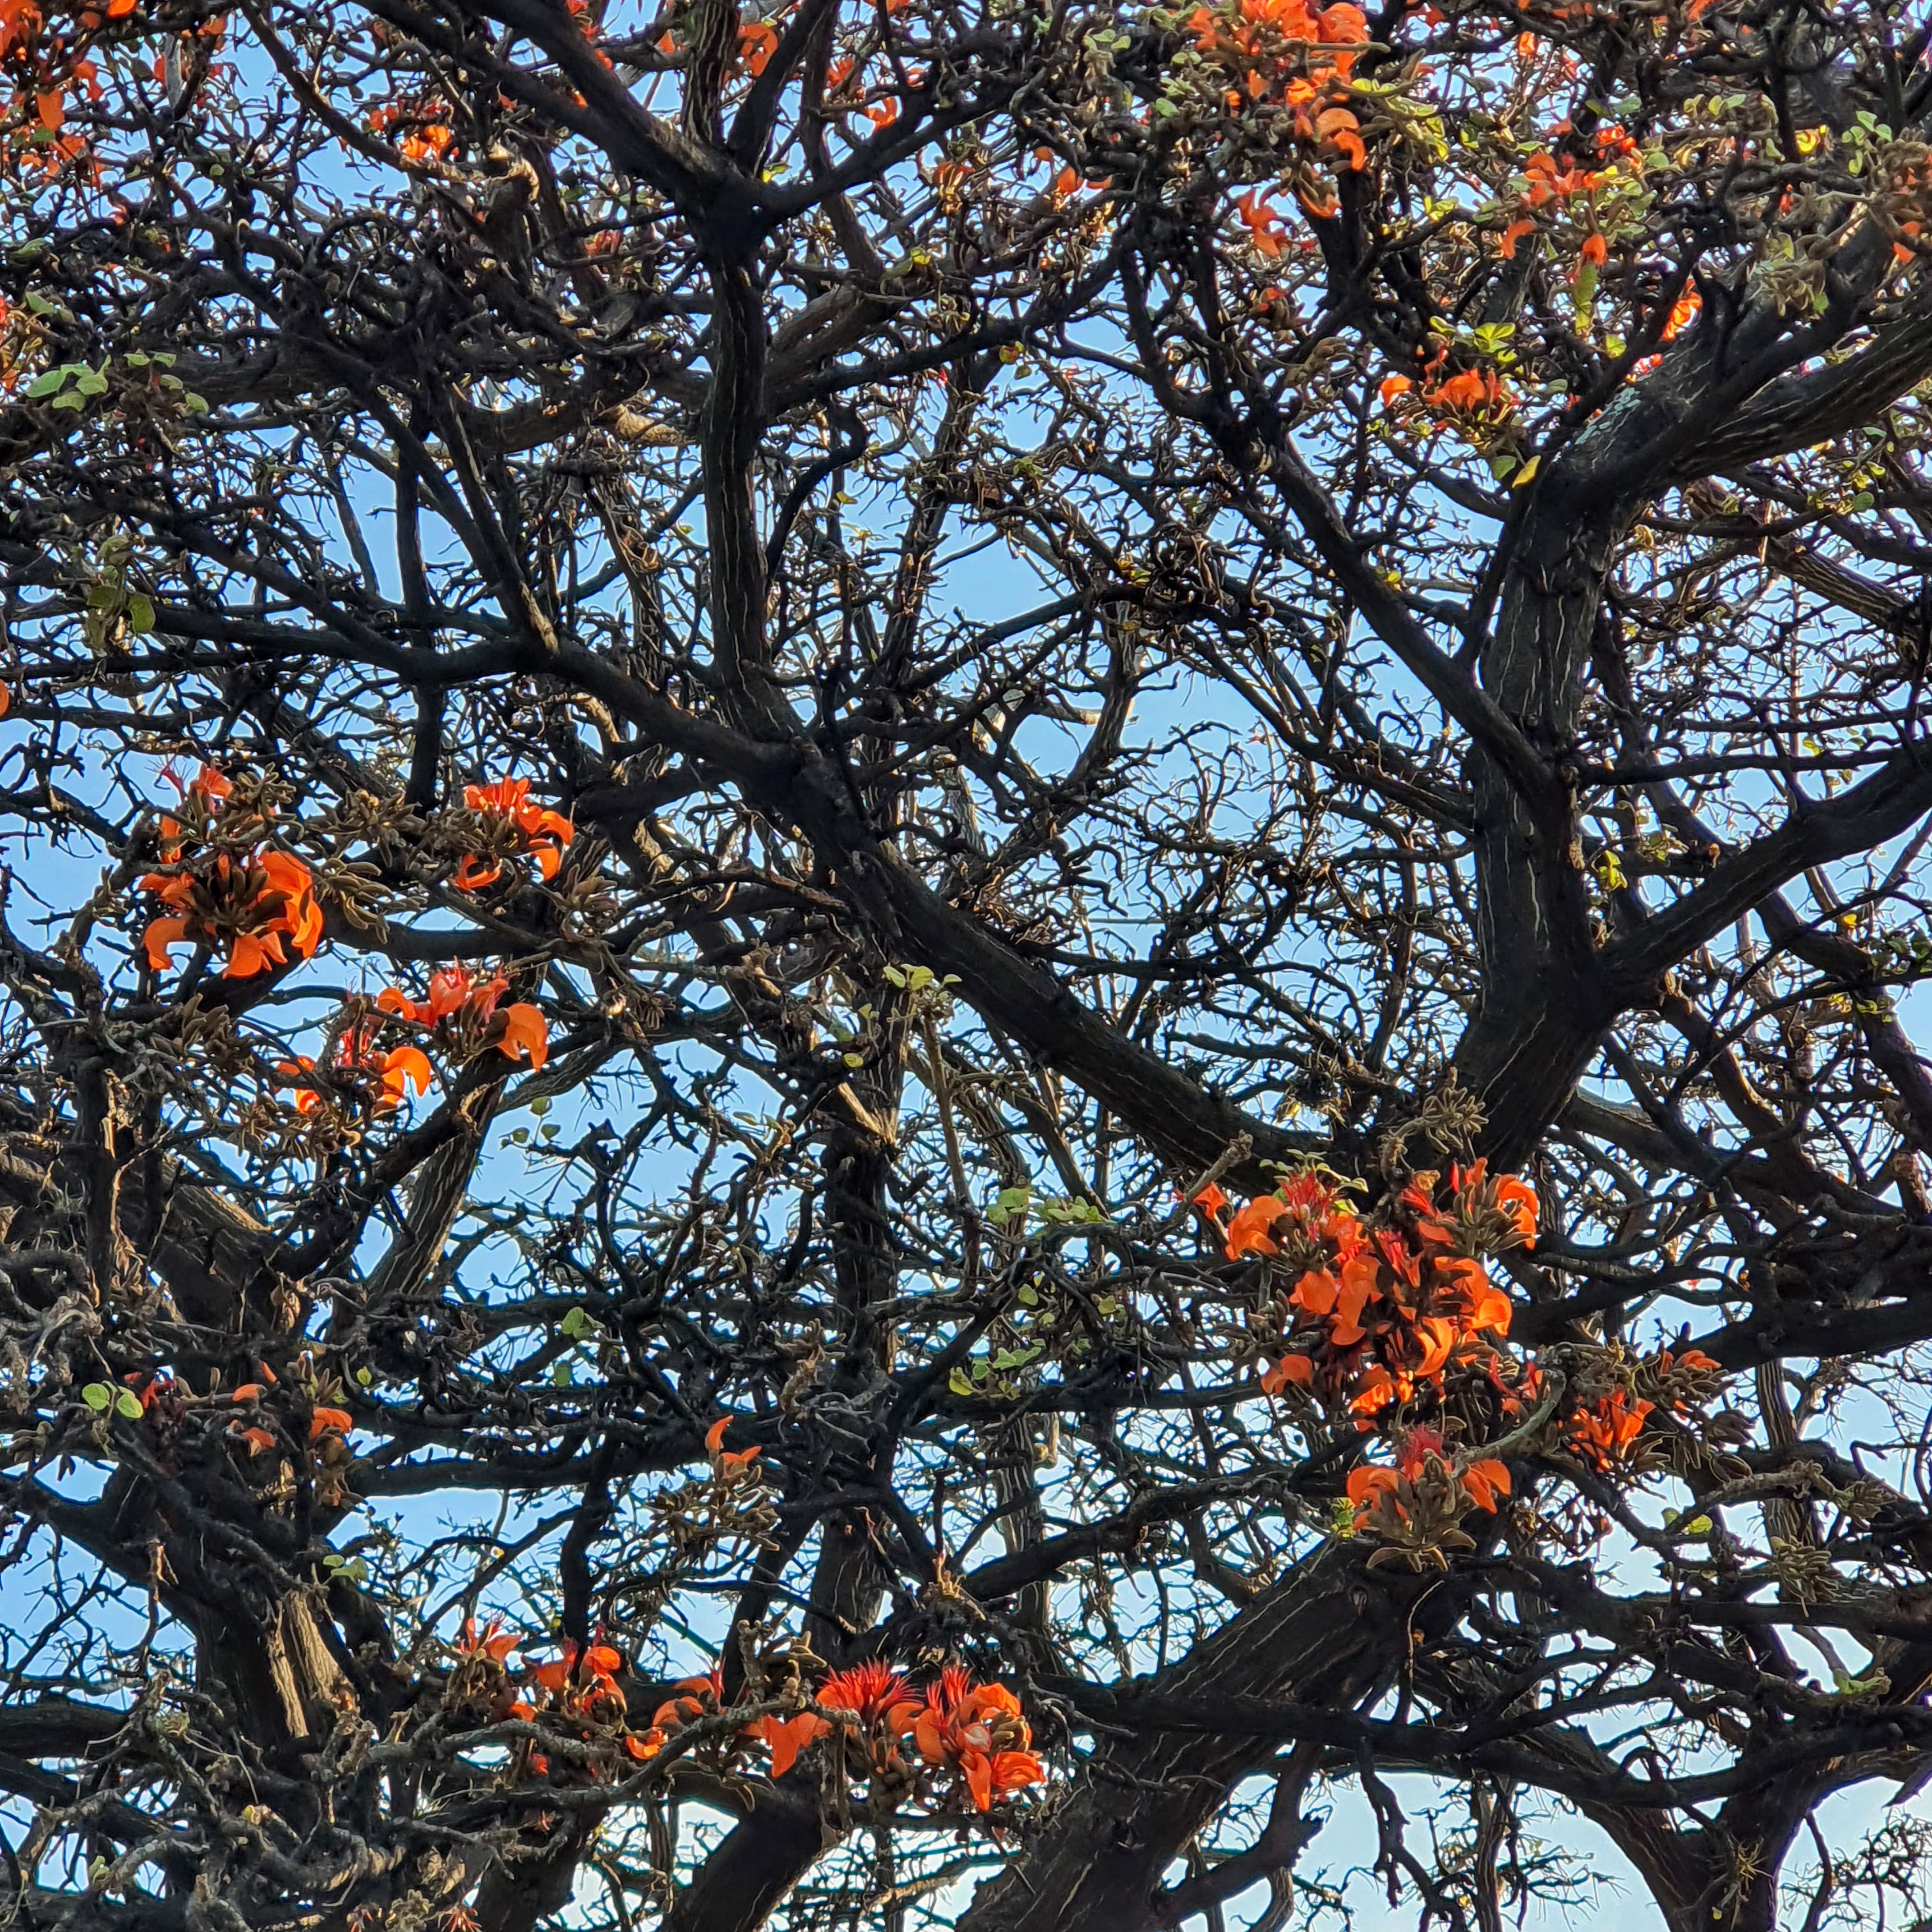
<box><xmin>440</xmin><ymin>1618</ymin><xmax>657</xmax><ymax>1774</ymax></box>
<box><xmin>1562</xmin><ymin>1388</ymin><xmax>1649</xmax><ymax>1470</ymax></box>
<box><xmin>280</xmin><ymin>1024</ymin><xmax>434</xmax><ymax>1116</ymax></box>
<box><xmin>646</xmin><ymin>1655</ymin><xmax>1044</xmax><ymax>1809</ymax></box>
<box><xmin>1</xmin><ymin>0</ymin><xmax>123</xmax><ymax>174</ymax></box>
<box><xmin>1558</xmin><ymin>1346</ymin><xmax>1720</xmax><ymax>1471</ymax></box>
<box><xmin>365</xmin><ymin>94</ymin><xmax>456</xmax><ymax>165</ymax></box>
<box><xmin>1344</xmin><ymin>1426</ymin><xmax>1511</xmax><ymax>1568</ymax></box>
<box><xmin>734</xmin><ymin>17</ymin><xmax>776</xmax><ymax>76</ymax></box>
<box><xmin>1496</xmin><ymin>126</ymin><xmax>1637</xmax><ymax>259</ymax></box>
<box><xmin>141</xmin><ymin>772</ymin><xmax>324</xmax><ymax>980</ymax></box>
<box><xmin>526</xmin><ymin>1638</ymin><xmax>659</xmax><ymax>1775</ymax></box>
<box><xmin>377</xmin><ymin>966</ymin><xmax>548</xmax><ymax>1070</ymax></box>
<box><xmin>452</xmin><ymin>777</ymin><xmax>574</xmax><ymax>891</ymax></box>
<box><xmin>1190</xmin><ymin>0</ymin><xmax>1369</xmax><ymax>199</ymax></box>
<box><xmin>1217</xmin><ymin>1163</ymin><xmax>1534</xmax><ymax>1429</ymax></box>
<box><xmin>1347</xmin><ymin>1425</ymin><xmax>1509</xmax><ymax>1521</ymax></box>
<box><xmin>910</xmin><ymin>1665</ymin><xmax>1046</xmax><ymax>1810</ymax></box>
<box><xmin>1379</xmin><ymin>356</ymin><xmax>1517</xmax><ymax>435</ymax></box>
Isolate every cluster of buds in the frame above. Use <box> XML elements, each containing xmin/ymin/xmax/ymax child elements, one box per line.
<box><xmin>647</xmin><ymin>1416</ymin><xmax>780</xmax><ymax>1558</ymax></box>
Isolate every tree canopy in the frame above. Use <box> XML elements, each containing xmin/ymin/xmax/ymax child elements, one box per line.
<box><xmin>4</xmin><ymin>0</ymin><xmax>1932</xmax><ymax>1926</ymax></box>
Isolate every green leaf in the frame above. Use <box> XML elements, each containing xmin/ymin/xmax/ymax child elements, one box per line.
<box><xmin>990</xmin><ymin>1184</ymin><xmax>1032</xmax><ymax>1225</ymax></box>
<box><xmin>24</xmin><ymin>368</ymin><xmax>66</xmax><ymax>397</ymax></box>
<box><xmin>50</xmin><ymin>392</ymin><xmax>86</xmax><ymax>411</ymax></box>
<box><xmin>947</xmin><ymin>1367</ymin><xmax>976</xmax><ymax>1397</ymax></box>
<box><xmin>74</xmin><ymin>369</ymin><xmax>109</xmax><ymax>396</ymax></box>
<box><xmin>81</xmin><ymin>1382</ymin><xmax>112</xmax><ymax>1411</ymax></box>
<box><xmin>126</xmin><ymin>594</ymin><xmax>155</xmax><ymax>635</ymax></box>
<box><xmin>551</xmin><ymin>1360</ymin><xmax>574</xmax><ymax>1386</ymax></box>
<box><xmin>114</xmin><ymin>1388</ymin><xmax>144</xmax><ymax>1420</ymax></box>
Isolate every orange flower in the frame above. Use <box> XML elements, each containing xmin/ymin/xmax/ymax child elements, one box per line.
<box><xmin>1330</xmin><ymin>1250</ymin><xmax>1382</xmax><ymax>1345</ymax></box>
<box><xmin>281</xmin><ymin>1028</ymin><xmax>434</xmax><ymax>1116</ymax></box>
<box><xmin>1459</xmin><ymin>1458</ymin><xmax>1510</xmax><ymax>1513</ymax></box>
<box><xmin>142</xmin><ymin>849</ymin><xmax>324</xmax><ymax>979</ymax></box>
<box><xmin>458</xmin><ymin>776</ymin><xmax>574</xmax><ymax>886</ymax></box>
<box><xmin>1378</xmin><ymin>373</ymin><xmax>1413</xmax><ymax>406</ymax></box>
<box><xmin>309</xmin><ymin>1407</ymin><xmax>353</xmax><ymax>1440</ymax></box>
<box><xmin>1314</xmin><ymin>104</ymin><xmax>1365</xmax><ymax>169</ymax></box>
<box><xmin>910</xmin><ymin>1666</ymin><xmax>1046</xmax><ymax>1811</ymax></box>
<box><xmin>746</xmin><ymin>1709</ymin><xmax>832</xmax><ymax>1777</ymax></box>
<box><xmin>234</xmin><ymin>1425</ymin><xmax>277</xmax><ymax>1455</ymax></box>
<box><xmin>1423</xmin><ymin>367</ymin><xmax>1514</xmax><ymax>419</ymax></box>
<box><xmin>705</xmin><ymin>1416</ymin><xmax>760</xmax><ymax>1472</ymax></box>
<box><xmin>533</xmin><ymin>1639</ymin><xmax>624</xmax><ymax>1694</ymax></box>
<box><xmin>1662</xmin><ymin>288</ymin><xmax>1701</xmax><ymax>341</ymax></box>
<box><xmin>1225</xmin><ymin>1195</ymin><xmax>1287</xmax><ymax>1259</ymax></box>
<box><xmin>1566</xmin><ymin>1390</ymin><xmax>1652</xmax><ymax>1470</ymax></box>
<box><xmin>1345</xmin><ymin>1464</ymin><xmax>1398</xmax><ymax>1512</ymax></box>
<box><xmin>653</xmin><ymin>1664</ymin><xmax>726</xmax><ymax>1728</ymax></box>
<box><xmin>1192</xmin><ymin>1180</ymin><xmax>1229</xmax><ymax>1217</ymax></box>
<box><xmin>1234</xmin><ymin>188</ymin><xmax>1289</xmax><ymax>257</ymax></box>
<box><xmin>818</xmin><ymin>1659</ymin><xmax>923</xmax><ymax>1733</ymax></box>
<box><xmin>458</xmin><ymin>1616</ymin><xmax>520</xmax><ymax>1663</ymax></box>
<box><xmin>735</xmin><ymin>17</ymin><xmax>777</xmax><ymax>75</ymax></box>
<box><xmin>1260</xmin><ymin>1351</ymin><xmax>1315</xmax><ymax>1393</ymax></box>
<box><xmin>1579</xmin><ymin>231</ymin><xmax>1607</xmax><ymax>266</ymax></box>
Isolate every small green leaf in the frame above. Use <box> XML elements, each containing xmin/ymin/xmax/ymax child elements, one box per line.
<box><xmin>990</xmin><ymin>1184</ymin><xmax>1032</xmax><ymax>1226</ymax></box>
<box><xmin>50</xmin><ymin>392</ymin><xmax>86</xmax><ymax>411</ymax></box>
<box><xmin>126</xmin><ymin>594</ymin><xmax>155</xmax><ymax>635</ymax></box>
<box><xmin>24</xmin><ymin>368</ymin><xmax>66</xmax><ymax>397</ymax></box>
<box><xmin>551</xmin><ymin>1360</ymin><xmax>574</xmax><ymax>1386</ymax></box>
<box><xmin>81</xmin><ymin>1382</ymin><xmax>112</xmax><ymax>1411</ymax></box>
<box><xmin>74</xmin><ymin>369</ymin><xmax>109</xmax><ymax>397</ymax></box>
<box><xmin>947</xmin><ymin>1367</ymin><xmax>976</xmax><ymax>1397</ymax></box>
<box><xmin>114</xmin><ymin>1388</ymin><xmax>144</xmax><ymax>1420</ymax></box>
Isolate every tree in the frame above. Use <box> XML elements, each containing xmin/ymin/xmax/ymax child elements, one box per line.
<box><xmin>3</xmin><ymin>0</ymin><xmax>1932</xmax><ymax>1924</ymax></box>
